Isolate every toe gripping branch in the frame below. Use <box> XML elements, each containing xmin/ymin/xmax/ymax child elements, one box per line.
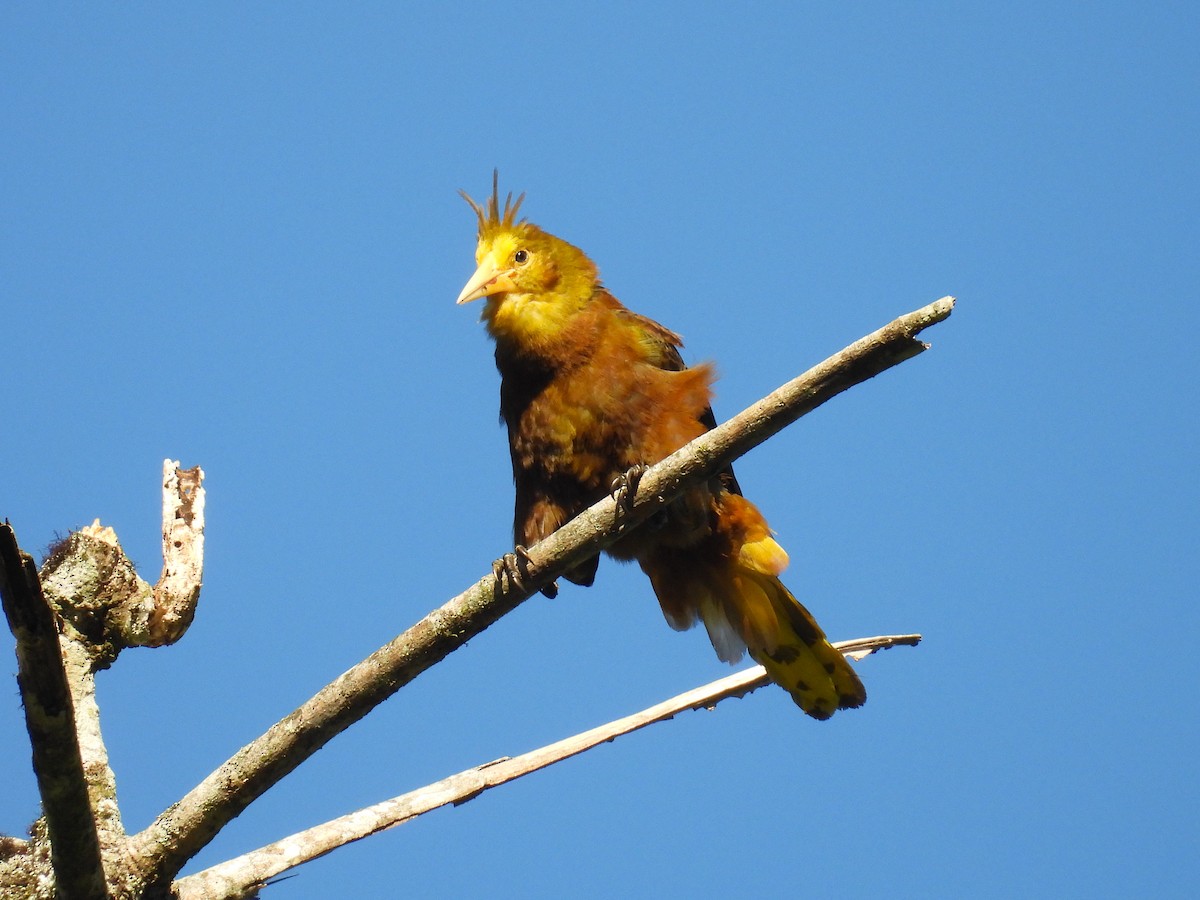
<box><xmin>491</xmin><ymin>463</ymin><xmax>651</xmax><ymax>603</ymax></box>
<box><xmin>610</xmin><ymin>463</ymin><xmax>649</xmax><ymax>529</ymax></box>
<box><xmin>492</xmin><ymin>545</ymin><xmax>558</xmax><ymax>599</ymax></box>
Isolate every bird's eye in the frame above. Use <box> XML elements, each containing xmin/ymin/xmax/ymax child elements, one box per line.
<box><xmin>513</xmin><ymin>249</ymin><xmax>530</xmax><ymax>265</ymax></box>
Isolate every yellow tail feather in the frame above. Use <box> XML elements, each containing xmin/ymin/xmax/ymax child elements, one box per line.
<box><xmin>741</xmin><ymin>571</ymin><xmax>866</xmax><ymax>719</ymax></box>
<box><xmin>640</xmin><ymin>549</ymin><xmax>866</xmax><ymax>720</ymax></box>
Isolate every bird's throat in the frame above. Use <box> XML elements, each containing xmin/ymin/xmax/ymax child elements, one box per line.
<box><xmin>483</xmin><ymin>291</ymin><xmax>584</xmax><ymax>360</ymax></box>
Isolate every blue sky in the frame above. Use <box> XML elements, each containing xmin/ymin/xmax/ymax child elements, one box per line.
<box><xmin>2</xmin><ymin>3</ymin><xmax>1197</xmax><ymax>897</ymax></box>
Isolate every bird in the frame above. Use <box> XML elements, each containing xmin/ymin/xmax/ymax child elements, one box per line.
<box><xmin>455</xmin><ymin>174</ymin><xmax>865</xmax><ymax>719</ymax></box>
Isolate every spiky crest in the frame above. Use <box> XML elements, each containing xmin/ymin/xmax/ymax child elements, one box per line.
<box><xmin>459</xmin><ymin>169</ymin><xmax>526</xmax><ymax>241</ymax></box>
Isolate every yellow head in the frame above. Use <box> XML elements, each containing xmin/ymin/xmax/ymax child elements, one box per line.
<box><xmin>456</xmin><ymin>174</ymin><xmax>598</xmax><ymax>350</ymax></box>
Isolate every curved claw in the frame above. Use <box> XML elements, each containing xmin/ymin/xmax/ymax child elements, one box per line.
<box><xmin>492</xmin><ymin>544</ymin><xmax>554</xmax><ymax>598</ymax></box>
<box><xmin>492</xmin><ymin>549</ymin><xmax>527</xmax><ymax>595</ymax></box>
<box><xmin>610</xmin><ymin>463</ymin><xmax>650</xmax><ymax>527</ymax></box>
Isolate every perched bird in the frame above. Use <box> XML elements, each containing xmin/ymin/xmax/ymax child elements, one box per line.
<box><xmin>456</xmin><ymin>175</ymin><xmax>865</xmax><ymax>719</ymax></box>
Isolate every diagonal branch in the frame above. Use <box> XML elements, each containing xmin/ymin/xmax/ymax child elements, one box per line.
<box><xmin>131</xmin><ymin>296</ymin><xmax>955</xmax><ymax>889</ymax></box>
<box><xmin>174</xmin><ymin>634</ymin><xmax>921</xmax><ymax>899</ymax></box>
<box><xmin>0</xmin><ymin>524</ymin><xmax>108</xmax><ymax>899</ymax></box>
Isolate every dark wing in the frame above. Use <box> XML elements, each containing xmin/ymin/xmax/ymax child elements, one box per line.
<box><xmin>512</xmin><ymin>471</ymin><xmax>600</xmax><ymax>587</ymax></box>
<box><xmin>499</xmin><ymin>336</ymin><xmax>603</xmax><ymax>589</ymax></box>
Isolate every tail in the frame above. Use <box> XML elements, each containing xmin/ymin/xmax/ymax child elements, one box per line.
<box><xmin>638</xmin><ymin>494</ymin><xmax>865</xmax><ymax>720</ymax></box>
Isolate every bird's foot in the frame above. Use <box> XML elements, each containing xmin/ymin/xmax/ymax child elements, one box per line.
<box><xmin>492</xmin><ymin>545</ymin><xmax>533</xmax><ymax>596</ymax></box>
<box><xmin>492</xmin><ymin>545</ymin><xmax>558</xmax><ymax>598</ymax></box>
<box><xmin>610</xmin><ymin>464</ymin><xmax>649</xmax><ymax>527</ymax></box>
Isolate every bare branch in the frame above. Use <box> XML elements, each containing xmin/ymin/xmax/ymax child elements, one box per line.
<box><xmin>37</xmin><ymin>463</ymin><xmax>206</xmax><ymax>667</ymax></box>
<box><xmin>131</xmin><ymin>297</ymin><xmax>954</xmax><ymax>889</ymax></box>
<box><xmin>0</xmin><ymin>465</ymin><xmax>203</xmax><ymax>895</ymax></box>
<box><xmin>175</xmin><ymin>634</ymin><xmax>921</xmax><ymax>899</ymax></box>
<box><xmin>0</xmin><ymin>524</ymin><xmax>107</xmax><ymax>899</ymax></box>
<box><xmin>146</xmin><ymin>461</ymin><xmax>205</xmax><ymax>646</ymax></box>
